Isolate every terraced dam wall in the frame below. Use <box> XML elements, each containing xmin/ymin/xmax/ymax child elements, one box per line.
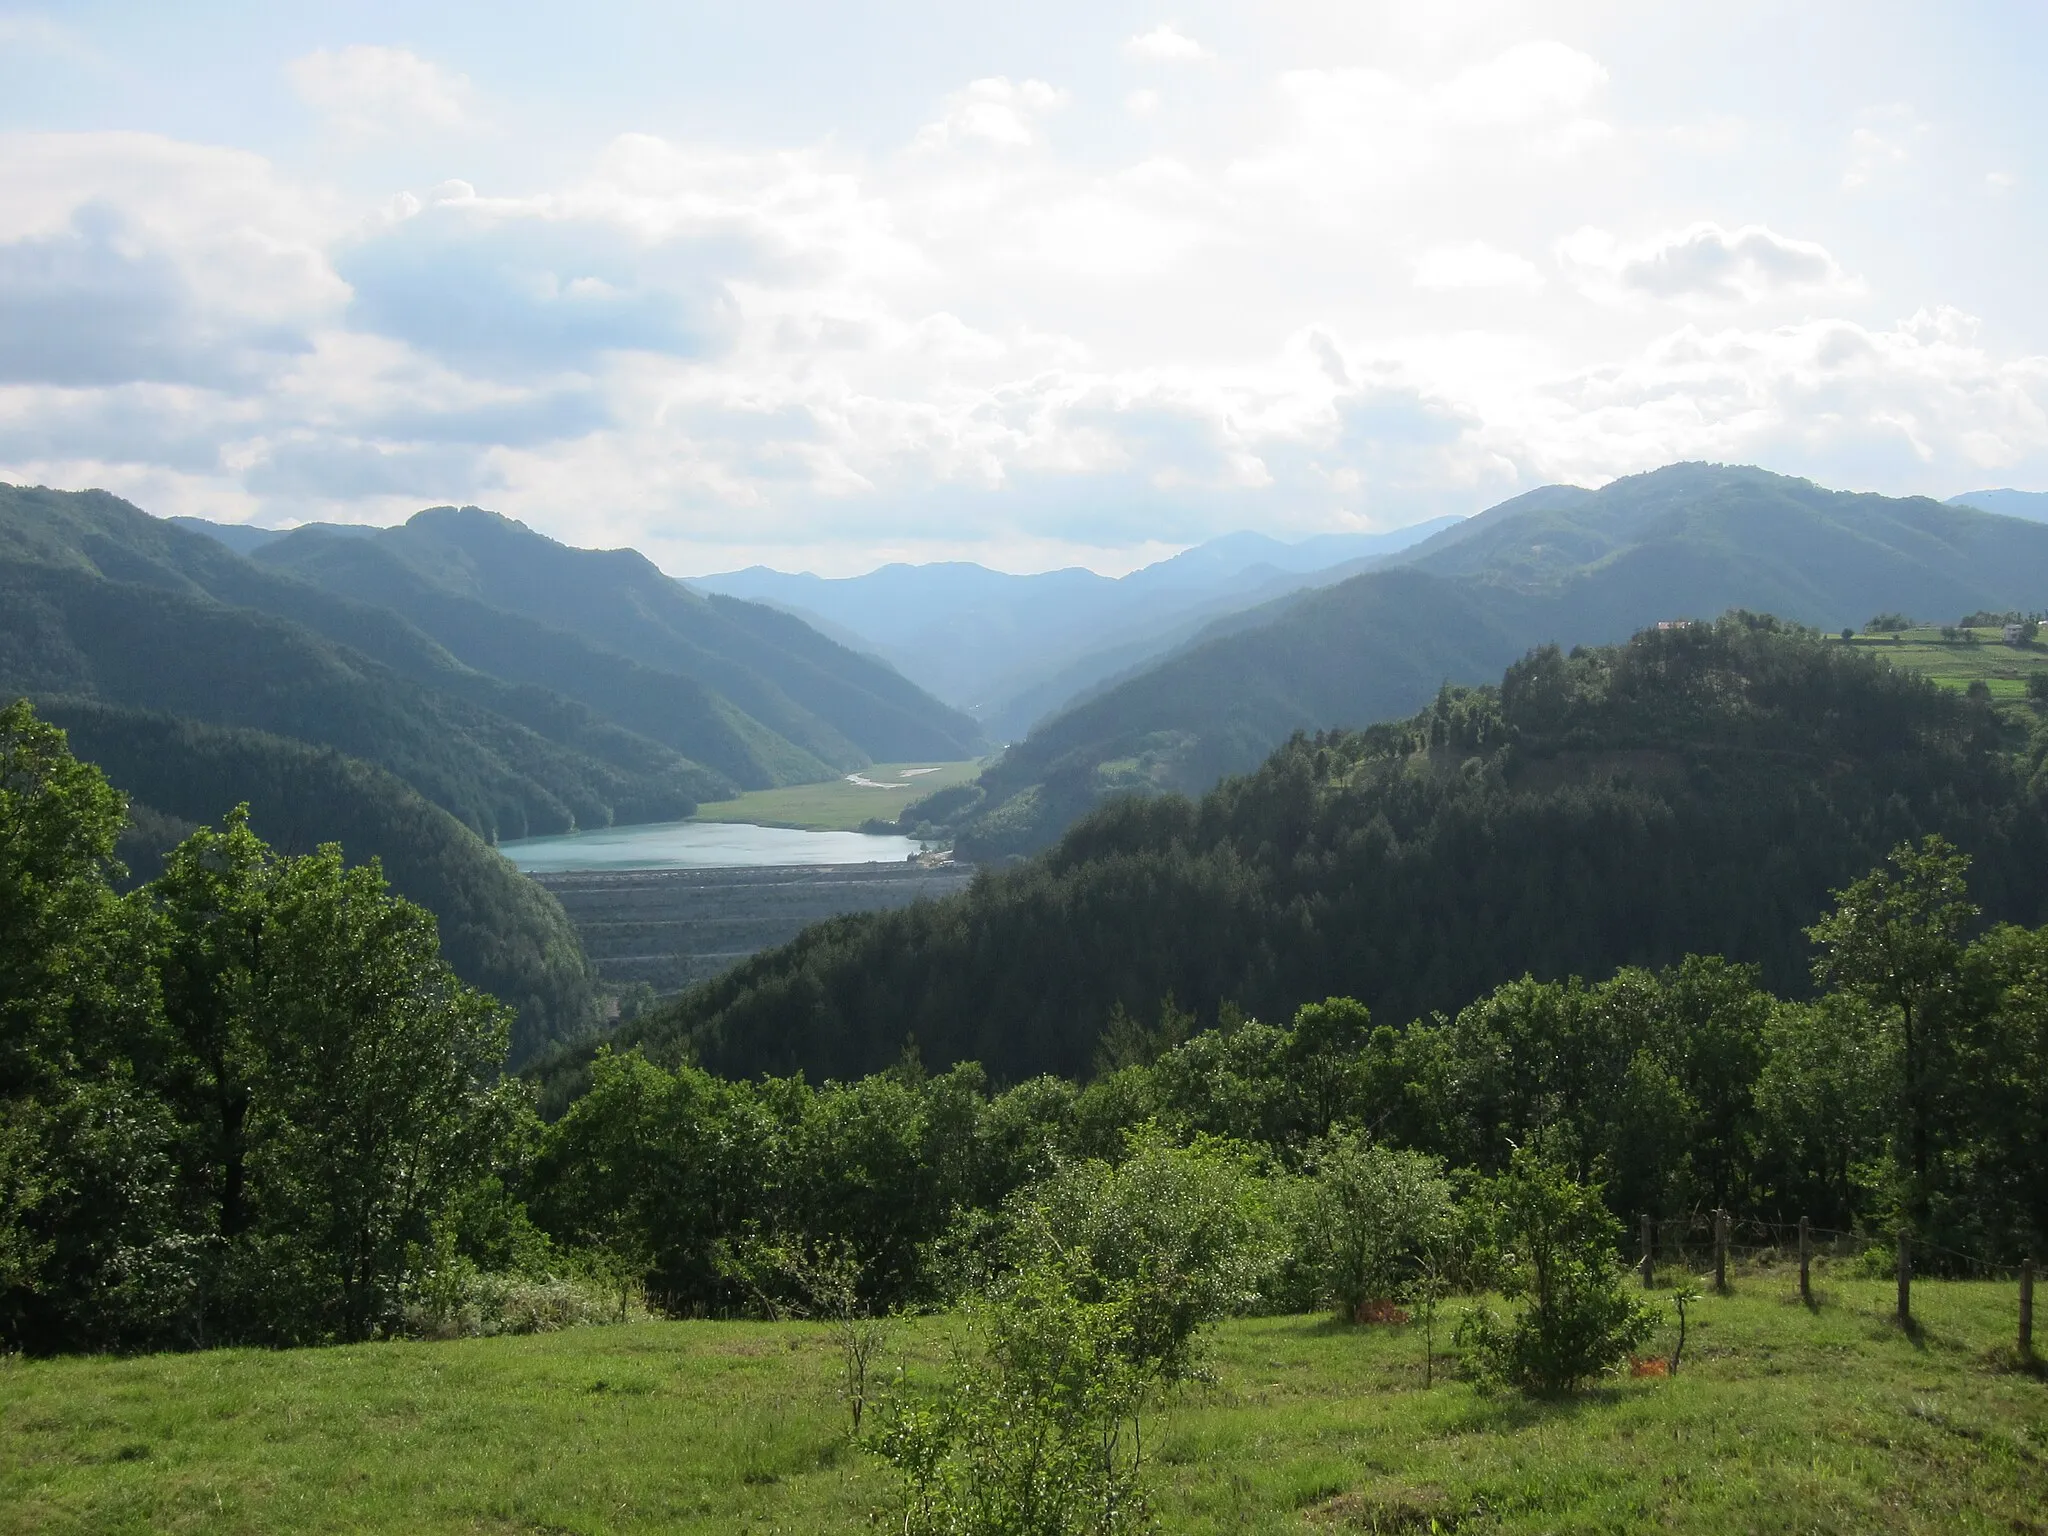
<box><xmin>531</xmin><ymin>862</ymin><xmax>979</xmax><ymax>995</ymax></box>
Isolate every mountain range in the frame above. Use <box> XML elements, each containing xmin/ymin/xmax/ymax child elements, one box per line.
<box><xmin>693</xmin><ymin>518</ymin><xmax>1459</xmax><ymax>740</ymax></box>
<box><xmin>1949</xmin><ymin>489</ymin><xmax>2048</xmax><ymax>522</ymax></box>
<box><xmin>0</xmin><ymin>483</ymin><xmax>982</xmax><ymax>1058</ymax></box>
<box><xmin>889</xmin><ymin>464</ymin><xmax>2048</xmax><ymax>858</ymax></box>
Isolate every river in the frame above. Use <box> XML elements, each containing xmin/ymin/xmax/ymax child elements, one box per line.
<box><xmin>497</xmin><ymin>819</ymin><xmax>929</xmax><ymax>873</ymax></box>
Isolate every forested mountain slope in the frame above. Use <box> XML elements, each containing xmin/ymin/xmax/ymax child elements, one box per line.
<box><xmin>253</xmin><ymin>507</ymin><xmax>984</xmax><ymax>765</ymax></box>
<box><xmin>925</xmin><ymin>464</ymin><xmax>2048</xmax><ymax>858</ymax></box>
<box><xmin>0</xmin><ymin>484</ymin><xmax>733</xmax><ymax>833</ymax></box>
<box><xmin>563</xmin><ymin>618</ymin><xmax>2048</xmax><ymax>1089</ymax></box>
<box><xmin>234</xmin><ymin>533</ymin><xmax>830</xmax><ymax>789</ymax></box>
<box><xmin>0</xmin><ymin>559</ymin><xmax>712</xmax><ymax>841</ymax></box>
<box><xmin>39</xmin><ymin>700</ymin><xmax>596</xmax><ymax>1061</ymax></box>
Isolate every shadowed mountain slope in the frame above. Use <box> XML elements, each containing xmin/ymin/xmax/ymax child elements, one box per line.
<box><xmin>254</xmin><ymin>507</ymin><xmax>985</xmax><ymax>766</ymax></box>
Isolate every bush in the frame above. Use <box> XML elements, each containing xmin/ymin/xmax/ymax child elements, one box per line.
<box><xmin>1290</xmin><ymin>1132</ymin><xmax>1455</xmax><ymax>1321</ymax></box>
<box><xmin>880</xmin><ymin>1254</ymin><xmax>1155</xmax><ymax>1536</ymax></box>
<box><xmin>400</xmin><ymin>1260</ymin><xmax>638</xmax><ymax>1339</ymax></box>
<box><xmin>1001</xmin><ymin>1129</ymin><xmax>1279</xmax><ymax>1379</ymax></box>
<box><xmin>1457</xmin><ymin>1148</ymin><xmax>1655</xmax><ymax>1394</ymax></box>
<box><xmin>877</xmin><ymin>1132</ymin><xmax>1275</xmax><ymax>1534</ymax></box>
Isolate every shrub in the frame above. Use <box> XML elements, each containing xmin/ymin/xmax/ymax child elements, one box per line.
<box><xmin>400</xmin><ymin>1260</ymin><xmax>637</xmax><ymax>1339</ymax></box>
<box><xmin>1457</xmin><ymin>1148</ymin><xmax>1655</xmax><ymax>1394</ymax></box>
<box><xmin>879</xmin><ymin>1254</ymin><xmax>1154</xmax><ymax>1536</ymax></box>
<box><xmin>878</xmin><ymin>1132</ymin><xmax>1274</xmax><ymax>1534</ymax></box>
<box><xmin>1291</xmin><ymin>1132</ymin><xmax>1455</xmax><ymax>1321</ymax></box>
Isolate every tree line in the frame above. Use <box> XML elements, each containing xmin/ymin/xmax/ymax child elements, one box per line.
<box><xmin>6</xmin><ymin>682</ymin><xmax>2042</xmax><ymax>1359</ymax></box>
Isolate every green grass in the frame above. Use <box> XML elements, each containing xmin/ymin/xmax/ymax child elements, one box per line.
<box><xmin>690</xmin><ymin>760</ymin><xmax>983</xmax><ymax>832</ymax></box>
<box><xmin>1835</xmin><ymin>628</ymin><xmax>2048</xmax><ymax>699</ymax></box>
<box><xmin>5</xmin><ymin>1272</ymin><xmax>2044</xmax><ymax>1533</ymax></box>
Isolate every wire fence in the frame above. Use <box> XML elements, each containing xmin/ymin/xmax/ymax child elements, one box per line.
<box><xmin>1637</xmin><ymin>1213</ymin><xmax>2028</xmax><ymax>1283</ymax></box>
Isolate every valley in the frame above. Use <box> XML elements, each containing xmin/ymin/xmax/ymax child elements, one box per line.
<box><xmin>688</xmin><ymin>758</ymin><xmax>985</xmax><ymax>831</ymax></box>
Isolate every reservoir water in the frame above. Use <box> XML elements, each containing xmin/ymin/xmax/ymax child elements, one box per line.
<box><xmin>498</xmin><ymin>819</ymin><xmax>928</xmax><ymax>873</ymax></box>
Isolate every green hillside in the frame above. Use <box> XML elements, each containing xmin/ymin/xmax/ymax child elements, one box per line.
<box><xmin>569</xmin><ymin>617</ymin><xmax>2048</xmax><ymax>1087</ymax></box>
<box><xmin>254</xmin><ymin>506</ymin><xmax>987</xmax><ymax>766</ymax></box>
<box><xmin>0</xmin><ymin>484</ymin><xmax>734</xmax><ymax>834</ymax></box>
<box><xmin>0</xmin><ymin>560</ymin><xmax>710</xmax><ymax>842</ymax></box>
<box><xmin>37</xmin><ymin>700</ymin><xmax>597</xmax><ymax>1061</ymax></box>
<box><xmin>242</xmin><ymin>531</ymin><xmax>833</xmax><ymax>789</ymax></box>
<box><xmin>925</xmin><ymin>463</ymin><xmax>2048</xmax><ymax>858</ymax></box>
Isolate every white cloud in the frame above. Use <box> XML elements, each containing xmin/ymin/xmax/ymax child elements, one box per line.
<box><xmin>288</xmin><ymin>46</ymin><xmax>476</xmax><ymax>143</ymax></box>
<box><xmin>1843</xmin><ymin>105</ymin><xmax>1925</xmax><ymax>191</ymax></box>
<box><xmin>1524</xmin><ymin>307</ymin><xmax>2048</xmax><ymax>487</ymax></box>
<box><xmin>1126</xmin><ymin>89</ymin><xmax>1161</xmax><ymax>119</ymax></box>
<box><xmin>1559</xmin><ymin>222</ymin><xmax>1848</xmax><ymax>304</ymax></box>
<box><xmin>911</xmin><ymin>78</ymin><xmax>1068</xmax><ymax>152</ymax></box>
<box><xmin>1986</xmin><ymin>171</ymin><xmax>2017</xmax><ymax>195</ymax></box>
<box><xmin>1231</xmin><ymin>41</ymin><xmax>1611</xmax><ymax>223</ymax></box>
<box><xmin>5</xmin><ymin>29</ymin><xmax>2045</xmax><ymax>574</ymax></box>
<box><xmin>1124</xmin><ymin>25</ymin><xmax>1212</xmax><ymax>64</ymax></box>
<box><xmin>1413</xmin><ymin>241</ymin><xmax>1544</xmax><ymax>292</ymax></box>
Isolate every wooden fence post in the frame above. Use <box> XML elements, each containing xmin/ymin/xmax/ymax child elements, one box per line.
<box><xmin>2022</xmin><ymin>1258</ymin><xmax>2035</xmax><ymax>1362</ymax></box>
<box><xmin>1896</xmin><ymin>1228</ymin><xmax>1912</xmax><ymax>1327</ymax></box>
<box><xmin>1799</xmin><ymin>1216</ymin><xmax>1811</xmax><ymax>1304</ymax></box>
<box><xmin>1641</xmin><ymin>1214</ymin><xmax>1655</xmax><ymax>1289</ymax></box>
<box><xmin>1714</xmin><ymin>1209</ymin><xmax>1729</xmax><ymax>1294</ymax></box>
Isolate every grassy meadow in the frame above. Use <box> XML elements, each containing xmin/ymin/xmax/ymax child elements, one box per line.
<box><xmin>689</xmin><ymin>760</ymin><xmax>983</xmax><ymax>832</ymax></box>
<box><xmin>1834</xmin><ymin>627</ymin><xmax>2048</xmax><ymax>699</ymax></box>
<box><xmin>5</xmin><ymin>1271</ymin><xmax>2043</xmax><ymax>1534</ymax></box>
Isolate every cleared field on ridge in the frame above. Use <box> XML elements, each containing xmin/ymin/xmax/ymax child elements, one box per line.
<box><xmin>1834</xmin><ymin>627</ymin><xmax>2048</xmax><ymax>699</ymax></box>
<box><xmin>4</xmin><ymin>1275</ymin><xmax>2043</xmax><ymax>1534</ymax></box>
<box><xmin>691</xmin><ymin>759</ymin><xmax>983</xmax><ymax>831</ymax></box>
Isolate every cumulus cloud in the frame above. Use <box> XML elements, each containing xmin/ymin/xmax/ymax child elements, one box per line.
<box><xmin>1232</xmin><ymin>41</ymin><xmax>1611</xmax><ymax>221</ymax></box>
<box><xmin>3</xmin><ymin>34</ymin><xmax>2044</xmax><ymax>570</ymax></box>
<box><xmin>338</xmin><ymin>181</ymin><xmax>742</xmax><ymax>371</ymax></box>
<box><xmin>0</xmin><ymin>134</ymin><xmax>341</xmax><ymax>389</ymax></box>
<box><xmin>1843</xmin><ymin>105</ymin><xmax>1925</xmax><ymax>192</ymax></box>
<box><xmin>288</xmin><ymin>46</ymin><xmax>475</xmax><ymax>142</ymax></box>
<box><xmin>1559</xmin><ymin>222</ymin><xmax>1848</xmax><ymax>304</ymax></box>
<box><xmin>912</xmin><ymin>78</ymin><xmax>1068</xmax><ymax>152</ymax></box>
<box><xmin>1413</xmin><ymin>241</ymin><xmax>1544</xmax><ymax>292</ymax></box>
<box><xmin>1527</xmin><ymin>307</ymin><xmax>2048</xmax><ymax>487</ymax></box>
<box><xmin>1124</xmin><ymin>25</ymin><xmax>1211</xmax><ymax>64</ymax></box>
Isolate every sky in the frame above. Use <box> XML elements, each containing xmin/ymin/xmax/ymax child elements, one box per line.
<box><xmin>1</xmin><ymin>1</ymin><xmax>2044</xmax><ymax>576</ymax></box>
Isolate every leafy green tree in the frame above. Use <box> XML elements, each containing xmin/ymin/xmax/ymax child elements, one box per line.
<box><xmin>1459</xmin><ymin>1147</ymin><xmax>1655</xmax><ymax>1394</ymax></box>
<box><xmin>153</xmin><ymin>810</ymin><xmax>515</xmax><ymax>1341</ymax></box>
<box><xmin>1806</xmin><ymin>836</ymin><xmax>1976</xmax><ymax>1231</ymax></box>
<box><xmin>1751</xmin><ymin>996</ymin><xmax>1888</xmax><ymax>1229</ymax></box>
<box><xmin>0</xmin><ymin>701</ymin><xmax>185</xmax><ymax>1352</ymax></box>
<box><xmin>1952</xmin><ymin>925</ymin><xmax>2048</xmax><ymax>1257</ymax></box>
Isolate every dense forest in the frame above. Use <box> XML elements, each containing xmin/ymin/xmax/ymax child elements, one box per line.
<box><xmin>578</xmin><ymin>615</ymin><xmax>2048</xmax><ymax>1091</ymax></box>
<box><xmin>914</xmin><ymin>463</ymin><xmax>2048</xmax><ymax>857</ymax></box>
<box><xmin>4</xmin><ymin>692</ymin><xmax>2043</xmax><ymax>1364</ymax></box>
<box><xmin>37</xmin><ymin>700</ymin><xmax>597</xmax><ymax>1061</ymax></box>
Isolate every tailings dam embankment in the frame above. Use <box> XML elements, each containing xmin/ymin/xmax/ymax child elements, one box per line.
<box><xmin>531</xmin><ymin>862</ymin><xmax>978</xmax><ymax>994</ymax></box>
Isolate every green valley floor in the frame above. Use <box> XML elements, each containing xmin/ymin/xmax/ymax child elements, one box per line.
<box><xmin>3</xmin><ymin>1275</ymin><xmax>2043</xmax><ymax>1533</ymax></box>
